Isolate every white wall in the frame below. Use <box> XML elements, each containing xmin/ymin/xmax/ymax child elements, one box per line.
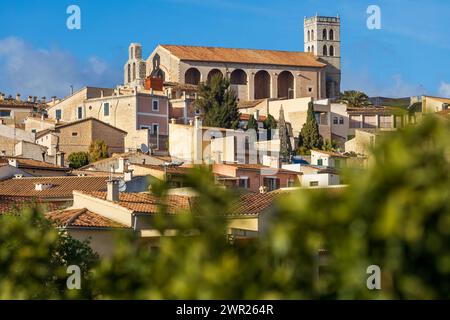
<box><xmin>301</xmin><ymin>173</ymin><xmax>340</xmax><ymax>187</ymax></box>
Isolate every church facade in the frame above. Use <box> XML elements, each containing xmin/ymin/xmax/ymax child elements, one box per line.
<box><xmin>123</xmin><ymin>15</ymin><xmax>341</xmax><ymax>102</ymax></box>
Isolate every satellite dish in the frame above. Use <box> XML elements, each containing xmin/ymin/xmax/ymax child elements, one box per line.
<box><xmin>140</xmin><ymin>144</ymin><xmax>149</xmax><ymax>154</ymax></box>
<box><xmin>118</xmin><ymin>179</ymin><xmax>127</xmax><ymax>192</ymax></box>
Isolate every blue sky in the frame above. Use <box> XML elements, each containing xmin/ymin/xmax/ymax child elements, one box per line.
<box><xmin>0</xmin><ymin>0</ymin><xmax>449</xmax><ymax>98</ymax></box>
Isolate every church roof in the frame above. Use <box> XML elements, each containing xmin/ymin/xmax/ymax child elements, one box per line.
<box><xmin>160</xmin><ymin>45</ymin><xmax>326</xmax><ymax>68</ymax></box>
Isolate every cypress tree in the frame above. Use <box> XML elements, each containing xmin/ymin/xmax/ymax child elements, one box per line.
<box><xmin>194</xmin><ymin>74</ymin><xmax>240</xmax><ymax>129</ymax></box>
<box><xmin>299</xmin><ymin>101</ymin><xmax>323</xmax><ymax>150</ymax></box>
<box><xmin>278</xmin><ymin>106</ymin><xmax>292</xmax><ymax>163</ymax></box>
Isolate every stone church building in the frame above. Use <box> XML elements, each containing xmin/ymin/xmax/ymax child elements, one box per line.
<box><xmin>123</xmin><ymin>15</ymin><xmax>341</xmax><ymax>102</ymax></box>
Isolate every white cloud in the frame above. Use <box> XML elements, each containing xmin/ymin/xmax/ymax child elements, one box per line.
<box><xmin>438</xmin><ymin>82</ymin><xmax>450</xmax><ymax>98</ymax></box>
<box><xmin>0</xmin><ymin>37</ymin><xmax>121</xmax><ymax>98</ymax></box>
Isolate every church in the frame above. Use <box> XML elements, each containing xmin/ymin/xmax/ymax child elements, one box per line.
<box><xmin>123</xmin><ymin>15</ymin><xmax>341</xmax><ymax>101</ymax></box>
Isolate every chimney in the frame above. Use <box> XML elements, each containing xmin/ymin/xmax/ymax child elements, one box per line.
<box><xmin>170</xmin><ymin>118</ymin><xmax>176</xmax><ymax>124</ymax></box>
<box><xmin>41</xmin><ymin>96</ymin><xmax>46</xmax><ymax>104</ymax></box>
<box><xmin>194</xmin><ymin>116</ymin><xmax>202</xmax><ymax>129</ymax></box>
<box><xmin>100</xmin><ymin>90</ymin><xmax>104</xmax><ymax>98</ymax></box>
<box><xmin>16</xmin><ymin>93</ymin><xmax>21</xmax><ymax>101</ymax></box>
<box><xmin>106</xmin><ymin>179</ymin><xmax>120</xmax><ymax>202</ymax></box>
<box><xmin>8</xmin><ymin>158</ymin><xmax>18</xmax><ymax>168</ymax></box>
<box><xmin>35</xmin><ymin>183</ymin><xmax>53</xmax><ymax>191</ymax></box>
<box><xmin>189</xmin><ymin>119</ymin><xmax>194</xmax><ymax>126</ymax></box>
<box><xmin>14</xmin><ymin>174</ymin><xmax>24</xmax><ymax>179</ymax></box>
<box><xmin>33</xmin><ymin>96</ymin><xmax>37</xmax><ymax>103</ymax></box>
<box><xmin>56</xmin><ymin>151</ymin><xmax>65</xmax><ymax>167</ymax></box>
<box><xmin>117</xmin><ymin>157</ymin><xmax>128</xmax><ymax>173</ymax></box>
<box><xmin>124</xmin><ymin>169</ymin><xmax>133</xmax><ymax>182</ymax></box>
<box><xmin>0</xmin><ymin>93</ymin><xmax>4</xmax><ymax>101</ymax></box>
<box><xmin>52</xmin><ymin>96</ymin><xmax>57</xmax><ymax>104</ymax></box>
<box><xmin>28</xmin><ymin>96</ymin><xmax>32</xmax><ymax>102</ymax></box>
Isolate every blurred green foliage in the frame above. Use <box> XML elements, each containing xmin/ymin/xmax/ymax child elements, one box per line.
<box><xmin>0</xmin><ymin>116</ymin><xmax>449</xmax><ymax>299</ymax></box>
<box><xmin>68</xmin><ymin>151</ymin><xmax>90</xmax><ymax>169</ymax></box>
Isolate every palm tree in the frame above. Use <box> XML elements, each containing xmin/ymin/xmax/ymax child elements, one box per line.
<box><xmin>338</xmin><ymin>90</ymin><xmax>373</xmax><ymax>108</ymax></box>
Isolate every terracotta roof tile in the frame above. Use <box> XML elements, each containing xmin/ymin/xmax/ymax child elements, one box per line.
<box><xmin>160</xmin><ymin>45</ymin><xmax>326</xmax><ymax>68</ymax></box>
<box><xmin>133</xmin><ymin>164</ymin><xmax>191</xmax><ymax>175</ymax></box>
<box><xmin>81</xmin><ymin>191</ymin><xmax>192</xmax><ymax>214</ymax></box>
<box><xmin>0</xmin><ymin>176</ymin><xmax>108</xmax><ymax>199</ymax></box>
<box><xmin>0</xmin><ymin>157</ymin><xmax>70</xmax><ymax>171</ymax></box>
<box><xmin>45</xmin><ymin>208</ymin><xmax>128</xmax><ymax>228</ymax></box>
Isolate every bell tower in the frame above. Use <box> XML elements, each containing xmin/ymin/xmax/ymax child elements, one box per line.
<box><xmin>304</xmin><ymin>15</ymin><xmax>341</xmax><ymax>99</ymax></box>
<box><xmin>124</xmin><ymin>43</ymin><xmax>147</xmax><ymax>88</ymax></box>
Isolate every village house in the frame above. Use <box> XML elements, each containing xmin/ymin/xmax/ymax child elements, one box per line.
<box><xmin>45</xmin><ymin>86</ymin><xmax>169</xmax><ymax>152</ymax></box>
<box><xmin>212</xmin><ymin>163</ymin><xmax>299</xmax><ymax>192</ymax></box>
<box><xmin>310</xmin><ymin>149</ymin><xmax>347</xmax><ymax>168</ymax></box>
<box><xmin>0</xmin><ymin>92</ymin><xmax>47</xmax><ymax>128</ymax></box>
<box><xmin>34</xmin><ymin>117</ymin><xmax>127</xmax><ymax>157</ymax></box>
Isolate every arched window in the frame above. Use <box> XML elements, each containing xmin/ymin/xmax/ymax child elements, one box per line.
<box><xmin>307</xmin><ymin>30</ymin><xmax>310</xmax><ymax>42</ymax></box>
<box><xmin>311</xmin><ymin>30</ymin><xmax>314</xmax><ymax>41</ymax></box>
<box><xmin>207</xmin><ymin>69</ymin><xmax>223</xmax><ymax>83</ymax></box>
<box><xmin>230</xmin><ymin>69</ymin><xmax>247</xmax><ymax>85</ymax></box>
<box><xmin>132</xmin><ymin>62</ymin><xmax>136</xmax><ymax>80</ymax></box>
<box><xmin>307</xmin><ymin>46</ymin><xmax>310</xmax><ymax>52</ymax></box>
<box><xmin>329</xmin><ymin>45</ymin><xmax>334</xmax><ymax>57</ymax></box>
<box><xmin>277</xmin><ymin>71</ymin><xmax>294</xmax><ymax>99</ymax></box>
<box><xmin>329</xmin><ymin>29</ymin><xmax>334</xmax><ymax>40</ymax></box>
<box><xmin>312</xmin><ymin>45</ymin><xmax>314</xmax><ymax>53</ymax></box>
<box><xmin>254</xmin><ymin>70</ymin><xmax>271</xmax><ymax>99</ymax></box>
<box><xmin>323</xmin><ymin>29</ymin><xmax>327</xmax><ymax>40</ymax></box>
<box><xmin>127</xmin><ymin>64</ymin><xmax>131</xmax><ymax>83</ymax></box>
<box><xmin>185</xmin><ymin>68</ymin><xmax>201</xmax><ymax>85</ymax></box>
<box><xmin>323</xmin><ymin>45</ymin><xmax>328</xmax><ymax>56</ymax></box>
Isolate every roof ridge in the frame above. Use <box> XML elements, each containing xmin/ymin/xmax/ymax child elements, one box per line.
<box><xmin>65</xmin><ymin>208</ymin><xmax>87</xmax><ymax>227</ymax></box>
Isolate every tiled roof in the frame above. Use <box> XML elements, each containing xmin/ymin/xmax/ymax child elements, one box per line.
<box><xmin>229</xmin><ymin>191</ymin><xmax>282</xmax><ymax>216</ymax></box>
<box><xmin>0</xmin><ymin>199</ymin><xmax>64</xmax><ymax>214</ymax></box>
<box><xmin>237</xmin><ymin>100</ymin><xmax>265</xmax><ymax>109</ymax></box>
<box><xmin>81</xmin><ymin>191</ymin><xmax>192</xmax><ymax>214</ymax></box>
<box><xmin>0</xmin><ymin>157</ymin><xmax>70</xmax><ymax>171</ymax></box>
<box><xmin>46</xmin><ymin>208</ymin><xmax>128</xmax><ymax>229</ymax></box>
<box><xmin>0</xmin><ymin>176</ymin><xmax>108</xmax><ymax>199</ymax></box>
<box><xmin>133</xmin><ymin>163</ymin><xmax>191</xmax><ymax>175</ymax></box>
<box><xmin>239</xmin><ymin>114</ymin><xmax>267</xmax><ymax>122</ymax></box>
<box><xmin>160</xmin><ymin>45</ymin><xmax>326</xmax><ymax>68</ymax></box>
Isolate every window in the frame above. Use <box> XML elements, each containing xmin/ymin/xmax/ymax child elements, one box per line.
<box><xmin>152</xmin><ymin>99</ymin><xmax>159</xmax><ymax>111</ymax></box>
<box><xmin>288</xmin><ymin>178</ymin><xmax>295</xmax><ymax>187</ymax></box>
<box><xmin>333</xmin><ymin>117</ymin><xmax>338</xmax><ymax>125</ymax></box>
<box><xmin>263</xmin><ymin>177</ymin><xmax>280</xmax><ymax>191</ymax></box>
<box><xmin>55</xmin><ymin>109</ymin><xmax>62</xmax><ymax>120</ymax></box>
<box><xmin>152</xmin><ymin>123</ymin><xmax>159</xmax><ymax>135</ymax></box>
<box><xmin>72</xmin><ymin>132</ymin><xmax>78</xmax><ymax>137</ymax></box>
<box><xmin>77</xmin><ymin>106</ymin><xmax>83</xmax><ymax>119</ymax></box>
<box><xmin>103</xmin><ymin>103</ymin><xmax>110</xmax><ymax>116</ymax></box>
<box><xmin>329</xmin><ymin>29</ymin><xmax>334</xmax><ymax>40</ymax></box>
<box><xmin>308</xmin><ymin>86</ymin><xmax>313</xmax><ymax>93</ymax></box>
<box><xmin>310</xmin><ymin>181</ymin><xmax>319</xmax><ymax>187</ymax></box>
<box><xmin>323</xmin><ymin>29</ymin><xmax>327</xmax><ymax>40</ymax></box>
<box><xmin>311</xmin><ymin>30</ymin><xmax>314</xmax><ymax>41</ymax></box>
<box><xmin>329</xmin><ymin>45</ymin><xmax>334</xmax><ymax>57</ymax></box>
<box><xmin>339</xmin><ymin>117</ymin><xmax>344</xmax><ymax>124</ymax></box>
<box><xmin>0</xmin><ymin>110</ymin><xmax>11</xmax><ymax>117</ymax></box>
<box><xmin>323</xmin><ymin>45</ymin><xmax>328</xmax><ymax>56</ymax></box>
<box><xmin>307</xmin><ymin>30</ymin><xmax>310</xmax><ymax>42</ymax></box>
<box><xmin>317</xmin><ymin>159</ymin><xmax>323</xmax><ymax>166</ymax></box>
<box><xmin>31</xmin><ymin>129</ymin><xmax>36</xmax><ymax>133</ymax></box>
<box><xmin>238</xmin><ymin>178</ymin><xmax>249</xmax><ymax>189</ymax></box>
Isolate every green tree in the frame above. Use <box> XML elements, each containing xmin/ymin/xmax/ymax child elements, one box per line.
<box><xmin>0</xmin><ymin>207</ymin><xmax>98</xmax><ymax>299</ymax></box>
<box><xmin>263</xmin><ymin>114</ymin><xmax>277</xmax><ymax>140</ymax></box>
<box><xmin>298</xmin><ymin>101</ymin><xmax>323</xmax><ymax>151</ymax></box>
<box><xmin>88</xmin><ymin>140</ymin><xmax>109</xmax><ymax>163</ymax></box>
<box><xmin>68</xmin><ymin>152</ymin><xmax>90</xmax><ymax>169</ymax></box>
<box><xmin>278</xmin><ymin>106</ymin><xmax>292</xmax><ymax>163</ymax></box>
<box><xmin>246</xmin><ymin>114</ymin><xmax>258</xmax><ymax>133</ymax></box>
<box><xmin>338</xmin><ymin>90</ymin><xmax>372</xmax><ymax>108</ymax></box>
<box><xmin>194</xmin><ymin>74</ymin><xmax>240</xmax><ymax>129</ymax></box>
